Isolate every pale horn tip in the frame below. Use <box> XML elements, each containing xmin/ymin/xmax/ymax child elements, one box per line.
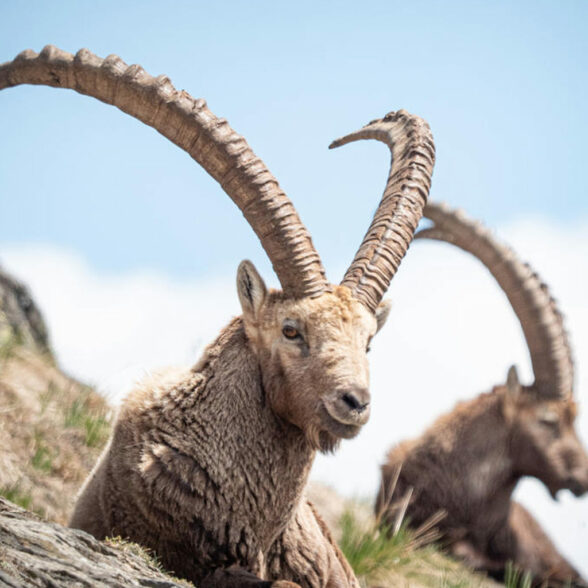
<box><xmin>328</xmin><ymin>128</ymin><xmax>366</xmax><ymax>150</ymax></box>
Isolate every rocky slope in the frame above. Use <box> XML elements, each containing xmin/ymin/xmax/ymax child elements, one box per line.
<box><xmin>0</xmin><ymin>266</ymin><xmax>110</xmax><ymax>524</ymax></box>
<box><xmin>0</xmin><ymin>496</ymin><xmax>192</xmax><ymax>587</ymax></box>
<box><xmin>0</xmin><ymin>267</ymin><xmax>196</xmax><ymax>586</ymax></box>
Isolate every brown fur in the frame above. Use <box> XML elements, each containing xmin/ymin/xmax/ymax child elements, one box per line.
<box><xmin>376</xmin><ymin>382</ymin><xmax>588</xmax><ymax>587</ymax></box>
<box><xmin>71</xmin><ymin>275</ymin><xmax>387</xmax><ymax>587</ymax></box>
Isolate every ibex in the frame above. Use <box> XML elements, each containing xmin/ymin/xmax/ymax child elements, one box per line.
<box><xmin>376</xmin><ymin>202</ymin><xmax>588</xmax><ymax>587</ymax></box>
<box><xmin>0</xmin><ymin>46</ymin><xmax>435</xmax><ymax>586</ymax></box>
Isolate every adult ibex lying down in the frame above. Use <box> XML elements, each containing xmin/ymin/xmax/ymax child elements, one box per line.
<box><xmin>0</xmin><ymin>46</ymin><xmax>435</xmax><ymax>586</ymax></box>
<box><xmin>377</xmin><ymin>202</ymin><xmax>588</xmax><ymax>587</ymax></box>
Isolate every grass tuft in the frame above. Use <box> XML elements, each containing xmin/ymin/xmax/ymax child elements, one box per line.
<box><xmin>340</xmin><ymin>510</ymin><xmax>411</xmax><ymax>579</ymax></box>
<box><xmin>105</xmin><ymin>537</ymin><xmax>194</xmax><ymax>586</ymax></box>
<box><xmin>31</xmin><ymin>430</ymin><xmax>54</xmax><ymax>473</ymax></box>
<box><xmin>339</xmin><ymin>466</ymin><xmax>498</xmax><ymax>587</ymax></box>
<box><xmin>340</xmin><ymin>507</ymin><xmax>456</xmax><ymax>586</ymax></box>
<box><xmin>504</xmin><ymin>561</ymin><xmax>533</xmax><ymax>588</ymax></box>
<box><xmin>63</xmin><ymin>394</ymin><xmax>110</xmax><ymax>448</ymax></box>
<box><xmin>0</xmin><ymin>482</ymin><xmax>45</xmax><ymax>517</ymax></box>
<box><xmin>0</xmin><ymin>483</ymin><xmax>33</xmax><ymax>510</ymax></box>
<box><xmin>0</xmin><ymin>325</ymin><xmax>22</xmax><ymax>364</ymax></box>
<box><xmin>339</xmin><ymin>508</ymin><xmax>500</xmax><ymax>587</ymax></box>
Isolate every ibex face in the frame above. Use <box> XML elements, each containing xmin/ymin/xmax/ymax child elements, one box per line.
<box><xmin>238</xmin><ymin>261</ymin><xmax>390</xmax><ymax>452</ymax></box>
<box><xmin>504</xmin><ymin>368</ymin><xmax>588</xmax><ymax>498</ymax></box>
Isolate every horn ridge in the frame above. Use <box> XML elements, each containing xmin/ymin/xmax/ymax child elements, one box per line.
<box><xmin>0</xmin><ymin>45</ymin><xmax>328</xmax><ymax>298</ymax></box>
<box><xmin>332</xmin><ymin>110</ymin><xmax>435</xmax><ymax>312</ymax></box>
<box><xmin>416</xmin><ymin>202</ymin><xmax>574</xmax><ymax>399</ymax></box>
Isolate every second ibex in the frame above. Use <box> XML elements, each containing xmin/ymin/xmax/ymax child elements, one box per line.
<box><xmin>377</xmin><ymin>203</ymin><xmax>588</xmax><ymax>587</ymax></box>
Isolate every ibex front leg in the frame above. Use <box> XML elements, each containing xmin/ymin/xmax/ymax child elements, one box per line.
<box><xmin>267</xmin><ymin>501</ymin><xmax>359</xmax><ymax>588</ymax></box>
<box><xmin>201</xmin><ymin>565</ymin><xmax>301</xmax><ymax>587</ymax></box>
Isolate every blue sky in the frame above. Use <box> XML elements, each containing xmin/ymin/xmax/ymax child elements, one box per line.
<box><xmin>1</xmin><ymin>0</ymin><xmax>587</xmax><ymax>280</ymax></box>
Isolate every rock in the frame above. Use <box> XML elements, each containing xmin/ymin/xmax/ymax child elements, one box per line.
<box><xmin>0</xmin><ymin>496</ymin><xmax>192</xmax><ymax>587</ymax></box>
<box><xmin>0</xmin><ymin>267</ymin><xmax>50</xmax><ymax>356</ymax></box>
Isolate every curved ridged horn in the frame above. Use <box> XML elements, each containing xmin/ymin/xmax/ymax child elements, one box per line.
<box><xmin>330</xmin><ymin>110</ymin><xmax>435</xmax><ymax>313</ymax></box>
<box><xmin>416</xmin><ymin>202</ymin><xmax>573</xmax><ymax>399</ymax></box>
<box><xmin>0</xmin><ymin>46</ymin><xmax>329</xmax><ymax>299</ymax></box>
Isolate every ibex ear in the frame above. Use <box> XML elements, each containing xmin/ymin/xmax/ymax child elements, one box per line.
<box><xmin>503</xmin><ymin>365</ymin><xmax>522</xmax><ymax>422</ymax></box>
<box><xmin>375</xmin><ymin>299</ymin><xmax>392</xmax><ymax>333</ymax></box>
<box><xmin>506</xmin><ymin>365</ymin><xmax>522</xmax><ymax>398</ymax></box>
<box><xmin>237</xmin><ymin>260</ymin><xmax>267</xmax><ymax>320</ymax></box>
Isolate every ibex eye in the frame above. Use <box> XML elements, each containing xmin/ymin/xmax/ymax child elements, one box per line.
<box><xmin>540</xmin><ymin>412</ymin><xmax>559</xmax><ymax>426</ymax></box>
<box><xmin>282</xmin><ymin>326</ymin><xmax>300</xmax><ymax>340</ymax></box>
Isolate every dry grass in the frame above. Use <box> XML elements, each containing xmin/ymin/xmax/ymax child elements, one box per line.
<box><xmin>336</xmin><ymin>468</ymin><xmax>501</xmax><ymax>588</ymax></box>
<box><xmin>503</xmin><ymin>563</ymin><xmax>533</xmax><ymax>588</ymax></box>
<box><xmin>105</xmin><ymin>537</ymin><xmax>194</xmax><ymax>587</ymax></box>
<box><xmin>0</xmin><ymin>327</ymin><xmax>22</xmax><ymax>365</ymax></box>
<box><xmin>339</xmin><ymin>507</ymin><xmax>500</xmax><ymax>588</ymax></box>
<box><xmin>63</xmin><ymin>392</ymin><xmax>110</xmax><ymax>448</ymax></box>
<box><xmin>0</xmin><ymin>346</ymin><xmax>112</xmax><ymax>523</ymax></box>
<box><xmin>0</xmin><ymin>483</ymin><xmax>35</xmax><ymax>512</ymax></box>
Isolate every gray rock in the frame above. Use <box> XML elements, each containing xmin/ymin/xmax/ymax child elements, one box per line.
<box><xmin>0</xmin><ymin>268</ymin><xmax>50</xmax><ymax>355</ymax></box>
<box><xmin>0</xmin><ymin>497</ymin><xmax>191</xmax><ymax>587</ymax></box>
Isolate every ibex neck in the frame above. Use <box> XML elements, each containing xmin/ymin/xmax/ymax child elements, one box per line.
<box><xmin>404</xmin><ymin>391</ymin><xmax>517</xmax><ymax>519</ymax></box>
<box><xmin>182</xmin><ymin>317</ymin><xmax>315</xmax><ymax>546</ymax></box>
<box><xmin>436</xmin><ymin>391</ymin><xmax>518</xmax><ymax>514</ymax></box>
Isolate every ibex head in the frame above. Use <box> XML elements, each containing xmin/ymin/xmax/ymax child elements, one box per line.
<box><xmin>417</xmin><ymin>203</ymin><xmax>588</xmax><ymax>497</ymax></box>
<box><xmin>239</xmin><ymin>262</ymin><xmax>391</xmax><ymax>451</ymax></box>
<box><xmin>0</xmin><ymin>47</ymin><xmax>435</xmax><ymax>452</ymax></box>
<box><xmin>229</xmin><ymin>111</ymin><xmax>434</xmax><ymax>452</ymax></box>
<box><xmin>504</xmin><ymin>366</ymin><xmax>588</xmax><ymax>498</ymax></box>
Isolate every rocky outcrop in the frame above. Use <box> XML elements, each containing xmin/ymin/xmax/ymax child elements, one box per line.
<box><xmin>0</xmin><ymin>267</ymin><xmax>50</xmax><ymax>355</ymax></box>
<box><xmin>0</xmin><ymin>496</ymin><xmax>192</xmax><ymax>587</ymax></box>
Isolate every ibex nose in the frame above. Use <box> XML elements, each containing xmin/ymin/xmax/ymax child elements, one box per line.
<box><xmin>341</xmin><ymin>387</ymin><xmax>370</xmax><ymax>413</ymax></box>
<box><xmin>567</xmin><ymin>476</ymin><xmax>588</xmax><ymax>497</ymax></box>
<box><xmin>569</xmin><ymin>467</ymin><xmax>588</xmax><ymax>497</ymax></box>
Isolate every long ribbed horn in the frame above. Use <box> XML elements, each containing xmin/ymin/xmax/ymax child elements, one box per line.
<box><xmin>330</xmin><ymin>110</ymin><xmax>435</xmax><ymax>313</ymax></box>
<box><xmin>0</xmin><ymin>46</ymin><xmax>328</xmax><ymax>299</ymax></box>
<box><xmin>416</xmin><ymin>202</ymin><xmax>573</xmax><ymax>399</ymax></box>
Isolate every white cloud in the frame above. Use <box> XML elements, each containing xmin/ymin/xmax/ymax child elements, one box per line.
<box><xmin>0</xmin><ymin>245</ymin><xmax>240</xmax><ymax>403</ymax></box>
<box><xmin>2</xmin><ymin>215</ymin><xmax>588</xmax><ymax>577</ymax></box>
